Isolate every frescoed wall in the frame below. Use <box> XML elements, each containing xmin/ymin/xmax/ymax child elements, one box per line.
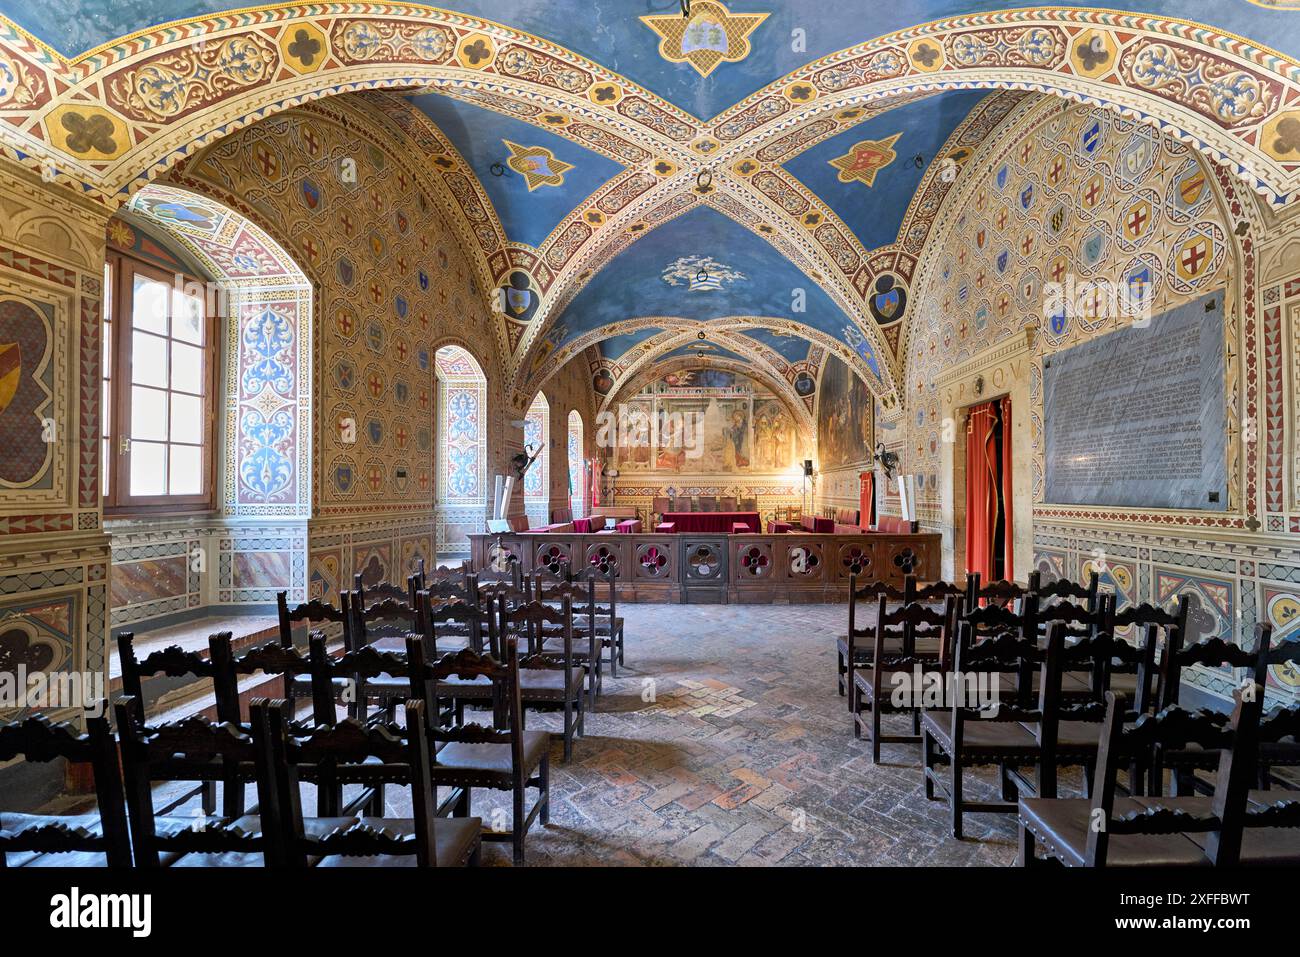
<box><xmin>899</xmin><ymin>97</ymin><xmax>1298</xmax><ymax>705</ymax></box>
<box><xmin>609</xmin><ymin>367</ymin><xmax>810</xmax><ymax>520</ymax></box>
<box><xmin>171</xmin><ymin>99</ymin><xmax>506</xmax><ymax>590</ymax></box>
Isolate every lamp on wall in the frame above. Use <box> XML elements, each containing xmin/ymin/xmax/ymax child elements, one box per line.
<box><xmin>873</xmin><ymin>442</ymin><xmax>900</xmax><ymax>481</ymax></box>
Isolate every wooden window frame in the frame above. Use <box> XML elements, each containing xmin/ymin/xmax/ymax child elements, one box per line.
<box><xmin>102</xmin><ymin>249</ymin><xmax>219</xmax><ymax>516</ymax></box>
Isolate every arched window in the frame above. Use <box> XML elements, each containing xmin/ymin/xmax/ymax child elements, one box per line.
<box><xmin>567</xmin><ymin>409</ymin><xmax>584</xmax><ymax>517</ymax></box>
<box><xmin>524</xmin><ymin>392</ymin><xmax>550</xmax><ymax>528</ymax></box>
<box><xmin>435</xmin><ymin>345</ymin><xmax>487</xmax><ymax>557</ymax></box>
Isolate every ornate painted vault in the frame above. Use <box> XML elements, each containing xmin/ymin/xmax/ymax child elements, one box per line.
<box><xmin>1</xmin><ymin>0</ymin><xmax>1299</xmax><ymax>419</ymax></box>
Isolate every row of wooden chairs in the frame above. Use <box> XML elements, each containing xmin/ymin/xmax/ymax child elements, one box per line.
<box><xmin>1019</xmin><ymin>688</ymin><xmax>1300</xmax><ymax>866</ymax></box>
<box><xmin>837</xmin><ymin>573</ymin><xmax>1300</xmax><ymax>861</ymax></box>
<box><xmin>652</xmin><ymin>495</ymin><xmax>757</xmax><ymax>516</ymax></box>
<box><xmin>2</xmin><ymin>631</ymin><xmax>554</xmax><ymax>867</ymax></box>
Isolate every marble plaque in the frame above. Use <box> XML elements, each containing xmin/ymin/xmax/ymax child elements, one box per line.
<box><xmin>1043</xmin><ymin>292</ymin><xmax>1227</xmax><ymax>510</ymax></box>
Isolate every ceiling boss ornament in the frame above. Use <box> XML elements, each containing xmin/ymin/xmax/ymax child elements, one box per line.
<box><xmin>829</xmin><ymin>133</ymin><xmax>902</xmax><ymax>188</ymax></box>
<box><xmin>502</xmin><ymin>140</ymin><xmax>573</xmax><ymax>191</ymax></box>
<box><xmin>641</xmin><ymin>0</ymin><xmax>768</xmax><ymax>77</ymax></box>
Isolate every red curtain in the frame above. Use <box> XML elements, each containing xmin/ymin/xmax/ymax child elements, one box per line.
<box><xmin>964</xmin><ymin>400</ymin><xmax>1013</xmax><ymax>581</ymax></box>
<box><xmin>999</xmin><ymin>397</ymin><xmax>1014</xmax><ymax>582</ymax></box>
<box><xmin>858</xmin><ymin>471</ymin><xmax>875</xmax><ymax>529</ymax></box>
<box><xmin>964</xmin><ymin>403</ymin><xmax>997</xmax><ymax>581</ymax></box>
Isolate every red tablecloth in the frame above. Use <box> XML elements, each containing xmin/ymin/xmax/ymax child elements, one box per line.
<box><xmin>572</xmin><ymin>517</ymin><xmax>594</xmax><ymax>533</ymax></box>
<box><xmin>661</xmin><ymin>512</ymin><xmax>761</xmax><ymax>534</ymax></box>
<box><xmin>616</xmin><ymin>519</ymin><xmax>642</xmax><ymax>534</ymax></box>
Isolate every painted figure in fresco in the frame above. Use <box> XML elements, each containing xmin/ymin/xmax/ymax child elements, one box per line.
<box><xmin>726</xmin><ymin>409</ymin><xmax>749</xmax><ymax>470</ymax></box>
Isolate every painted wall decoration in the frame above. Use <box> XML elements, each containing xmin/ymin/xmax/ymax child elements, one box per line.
<box><xmin>816</xmin><ymin>354</ymin><xmax>873</xmax><ymax>472</ymax></box>
<box><xmin>905</xmin><ymin>101</ymin><xmax>1233</xmax><ymax>513</ymax></box>
<box><xmin>615</xmin><ymin>369</ymin><xmax>802</xmax><ymax>476</ymax></box>
<box><xmin>176</xmin><ymin>101</ymin><xmax>497</xmax><ymax>517</ymax></box>
<box><xmin>0</xmin><ymin>296</ymin><xmax>54</xmax><ymax>489</ymax></box>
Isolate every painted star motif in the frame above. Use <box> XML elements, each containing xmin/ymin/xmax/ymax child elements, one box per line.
<box><xmin>829</xmin><ymin>133</ymin><xmax>902</xmax><ymax>188</ymax></box>
<box><xmin>502</xmin><ymin>140</ymin><xmax>574</xmax><ymax>191</ymax></box>
<box><xmin>640</xmin><ymin>1</ymin><xmax>768</xmax><ymax>78</ymax></box>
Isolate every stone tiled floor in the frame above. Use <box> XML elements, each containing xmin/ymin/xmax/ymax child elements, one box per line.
<box><xmin>428</xmin><ymin>603</ymin><xmax>1024</xmax><ymax>866</ymax></box>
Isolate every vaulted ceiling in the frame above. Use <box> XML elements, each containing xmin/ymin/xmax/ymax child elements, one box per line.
<box><xmin>3</xmin><ymin>1</ymin><xmax>1298</xmax><ymax>416</ymax></box>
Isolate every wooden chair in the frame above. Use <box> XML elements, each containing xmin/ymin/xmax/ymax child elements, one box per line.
<box><xmin>408</xmin><ymin>637</ymin><xmax>551</xmax><ymax>865</ymax></box>
<box><xmin>671</xmin><ymin>495</ymin><xmax>693</xmax><ymax>512</ymax></box>
<box><xmin>569</xmin><ymin>562</ymin><xmax>626</xmax><ymax>674</ymax></box>
<box><xmin>1028</xmin><ymin>570</ymin><xmax>1100</xmax><ymax>610</ymax></box>
<box><xmin>739</xmin><ymin>497</ymin><xmax>757</xmax><ymax>512</ymax></box>
<box><xmin>501</xmin><ymin>597</ymin><xmax>587</xmax><ymax>762</ymax></box>
<box><xmin>698</xmin><ymin>496</ymin><xmax>717</xmax><ymax>512</ymax></box>
<box><xmin>652</xmin><ymin>496</ymin><xmax>670</xmax><ymax>522</ymax></box>
<box><xmin>425</xmin><ymin>600</ymin><xmax>499</xmax><ymax>723</ymax></box>
<box><xmin>345</xmin><ymin>593</ymin><xmax>422</xmax><ymax>719</ymax></box>
<box><xmin>1102</xmin><ymin>597</ymin><xmax>1189</xmax><ymax>708</ymax></box>
<box><xmin>921</xmin><ymin>624</ymin><xmax>1049</xmax><ymax>839</ymax></box>
<box><xmin>116</xmin><ymin>634</ymin><xmax>219</xmax><ymax>815</ymax></box>
<box><xmin>352</xmin><ymin>572</ymin><xmax>419</xmax><ymax>608</ymax></box>
<box><xmin>258</xmin><ymin>697</ymin><xmax>481</xmax><ymax>868</ymax></box>
<box><xmin>719</xmin><ymin>495</ymin><xmax>738</xmax><ymax>511</ymax></box>
<box><xmin>1006</xmin><ymin>622</ymin><xmax>1161</xmax><ymax>804</ymax></box>
<box><xmin>963</xmin><ymin>573</ymin><xmax>1026</xmax><ymax>611</ymax></box>
<box><xmin>276</xmin><ymin>591</ymin><xmax>349</xmax><ymax>710</ymax></box>
<box><xmin>1018</xmin><ymin>687</ymin><xmax>1273</xmax><ymax>867</ymax></box>
<box><xmin>115</xmin><ymin>698</ymin><xmax>275</xmax><ymax>867</ymax></box>
<box><xmin>850</xmin><ymin>596</ymin><xmax>958</xmax><ymax>763</ymax></box>
<box><xmin>1153</xmin><ymin>623</ymin><xmax>1300</xmax><ymax>795</ymax></box>
<box><xmin>526</xmin><ymin>575</ymin><xmax>602</xmax><ymax>700</ymax></box>
<box><xmin>0</xmin><ymin>707</ymin><xmax>131</xmax><ymax>868</ymax></box>
<box><xmin>837</xmin><ymin>575</ymin><xmax>913</xmax><ymax>697</ymax></box>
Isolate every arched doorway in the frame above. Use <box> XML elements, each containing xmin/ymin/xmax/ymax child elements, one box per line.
<box><xmin>567</xmin><ymin>409</ymin><xmax>585</xmax><ymax>518</ymax></box>
<box><xmin>435</xmin><ymin>344</ymin><xmax>488</xmax><ymax>558</ymax></box>
<box><xmin>524</xmin><ymin>393</ymin><xmax>550</xmax><ymax>529</ymax></box>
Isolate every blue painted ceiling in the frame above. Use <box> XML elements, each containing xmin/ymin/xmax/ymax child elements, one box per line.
<box><xmin>560</xmin><ymin>206</ymin><xmax>854</xmax><ymax>344</ymax></box>
<box><xmin>737</xmin><ymin>329</ymin><xmax>810</xmax><ymax>363</ymax></box>
<box><xmin>407</xmin><ymin>92</ymin><xmax>624</xmax><ymax>248</ymax></box>
<box><xmin>598</xmin><ymin>328</ymin><xmax>665</xmax><ymax>363</ymax></box>
<box><xmin>783</xmin><ymin>90</ymin><xmax>988</xmax><ymax>252</ymax></box>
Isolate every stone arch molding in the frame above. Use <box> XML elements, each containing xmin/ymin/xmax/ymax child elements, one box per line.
<box><xmin>2</xmin><ymin>8</ymin><xmax>1296</xmax><ymax>200</ymax></box>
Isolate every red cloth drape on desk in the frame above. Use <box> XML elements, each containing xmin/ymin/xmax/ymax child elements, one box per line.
<box><xmin>963</xmin><ymin>400</ymin><xmax>1013</xmax><ymax>581</ymax></box>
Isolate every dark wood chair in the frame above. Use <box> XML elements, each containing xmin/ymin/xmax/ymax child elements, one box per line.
<box><xmin>1153</xmin><ymin>623</ymin><xmax>1300</xmax><ymax>795</ymax></box>
<box><xmin>850</xmin><ymin>596</ymin><xmax>958</xmax><ymax>763</ymax></box>
<box><xmin>116</xmin><ymin>634</ymin><xmax>219</xmax><ymax>815</ymax></box>
<box><xmin>408</xmin><ymin>636</ymin><xmax>551</xmax><ymax>865</ymax></box>
<box><xmin>1018</xmin><ymin>687</ymin><xmax>1281</xmax><ymax>867</ymax></box>
<box><xmin>739</xmin><ymin>497</ymin><xmax>757</xmax><ymax>512</ymax></box>
<box><xmin>525</xmin><ymin>575</ymin><xmax>601</xmax><ymax>701</ymax></box>
<box><xmin>0</xmin><ymin>707</ymin><xmax>131</xmax><ymax>868</ymax></box>
<box><xmin>652</xmin><ymin>496</ymin><xmax>670</xmax><ymax>522</ymax></box>
<box><xmin>345</xmin><ymin>593</ymin><xmax>422</xmax><ymax>719</ymax></box>
<box><xmin>276</xmin><ymin>591</ymin><xmax>349</xmax><ymax>711</ymax></box>
<box><xmin>352</xmin><ymin>572</ymin><xmax>419</xmax><ymax>608</ymax></box>
<box><xmin>1028</xmin><ymin>570</ymin><xmax>1100</xmax><ymax>608</ymax></box>
<box><xmin>115</xmin><ymin>698</ymin><xmax>275</xmax><ymax>867</ymax></box>
<box><xmin>257</xmin><ymin>697</ymin><xmax>481</xmax><ymax>868</ymax></box>
<box><xmin>719</xmin><ymin>495</ymin><xmax>738</xmax><ymax>511</ymax></box>
<box><xmin>671</xmin><ymin>495</ymin><xmax>693</xmax><ymax>512</ymax></box>
<box><xmin>501</xmin><ymin>597</ymin><xmax>587</xmax><ymax>762</ymax></box>
<box><xmin>698</xmin><ymin>496</ymin><xmax>717</xmax><ymax>512</ymax></box>
<box><xmin>1005</xmin><ymin>622</ymin><xmax>1161</xmax><ymax>804</ymax></box>
<box><xmin>569</xmin><ymin>562</ymin><xmax>625</xmax><ymax>674</ymax></box>
<box><xmin>836</xmin><ymin>575</ymin><xmax>913</xmax><ymax>697</ymax></box>
<box><xmin>963</xmin><ymin>572</ymin><xmax>1026</xmax><ymax>611</ymax></box>
<box><xmin>921</xmin><ymin>623</ymin><xmax>1050</xmax><ymax>839</ymax></box>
